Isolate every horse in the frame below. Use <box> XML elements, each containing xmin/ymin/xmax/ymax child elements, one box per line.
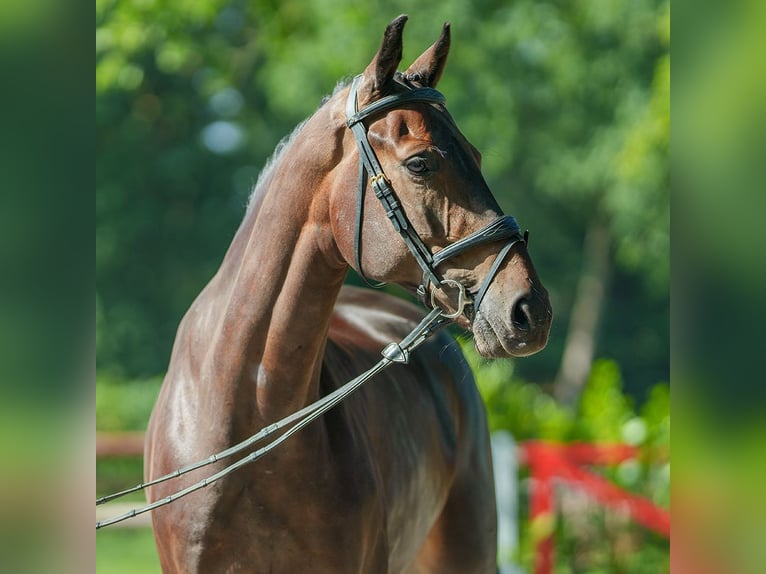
<box><xmin>144</xmin><ymin>15</ymin><xmax>552</xmax><ymax>573</ymax></box>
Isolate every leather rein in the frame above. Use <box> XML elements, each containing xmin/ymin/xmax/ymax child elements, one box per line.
<box><xmin>96</xmin><ymin>76</ymin><xmax>528</xmax><ymax>529</ymax></box>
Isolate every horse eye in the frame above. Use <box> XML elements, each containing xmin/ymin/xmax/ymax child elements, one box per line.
<box><xmin>406</xmin><ymin>157</ymin><xmax>429</xmax><ymax>175</ymax></box>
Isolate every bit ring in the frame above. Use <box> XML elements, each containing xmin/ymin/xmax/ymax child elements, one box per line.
<box><xmin>431</xmin><ymin>278</ymin><xmax>469</xmax><ymax>319</ymax></box>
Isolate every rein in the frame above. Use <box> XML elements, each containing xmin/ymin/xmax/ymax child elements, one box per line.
<box><xmin>97</xmin><ymin>75</ymin><xmax>529</xmax><ymax>529</ymax></box>
<box><xmin>96</xmin><ymin>308</ymin><xmax>448</xmax><ymax>529</ymax></box>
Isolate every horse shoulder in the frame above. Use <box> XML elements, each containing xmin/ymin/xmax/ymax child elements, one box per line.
<box><xmin>330</xmin><ymin>285</ymin><xmax>481</xmax><ymax>418</ymax></box>
<box><xmin>326</xmin><ymin>286</ymin><xmax>492</xmax><ymax>570</ymax></box>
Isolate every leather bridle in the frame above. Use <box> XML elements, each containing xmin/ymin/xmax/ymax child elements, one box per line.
<box><xmin>345</xmin><ymin>74</ymin><xmax>527</xmax><ymax>319</ymax></box>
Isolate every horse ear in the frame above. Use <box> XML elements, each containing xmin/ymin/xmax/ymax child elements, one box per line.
<box><xmin>360</xmin><ymin>15</ymin><xmax>408</xmax><ymax>102</ymax></box>
<box><xmin>404</xmin><ymin>22</ymin><xmax>451</xmax><ymax>88</ymax></box>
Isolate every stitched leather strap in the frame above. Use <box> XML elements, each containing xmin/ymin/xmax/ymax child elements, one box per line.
<box><xmin>346</xmin><ymin>75</ymin><xmax>444</xmax><ymax>286</ymax></box>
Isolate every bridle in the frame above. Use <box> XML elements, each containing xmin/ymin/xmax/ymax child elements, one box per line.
<box><xmin>96</xmin><ymin>74</ymin><xmax>531</xmax><ymax>529</ymax></box>
<box><xmin>345</xmin><ymin>73</ymin><xmax>527</xmax><ymax>319</ymax></box>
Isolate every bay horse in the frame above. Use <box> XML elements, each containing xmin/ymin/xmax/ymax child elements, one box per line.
<box><xmin>145</xmin><ymin>15</ymin><xmax>551</xmax><ymax>573</ymax></box>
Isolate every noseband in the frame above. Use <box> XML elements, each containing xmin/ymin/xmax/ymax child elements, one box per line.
<box><xmin>345</xmin><ymin>74</ymin><xmax>527</xmax><ymax>319</ymax></box>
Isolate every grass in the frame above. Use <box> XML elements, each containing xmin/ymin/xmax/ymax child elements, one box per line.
<box><xmin>96</xmin><ymin>528</ymin><xmax>161</xmax><ymax>574</ymax></box>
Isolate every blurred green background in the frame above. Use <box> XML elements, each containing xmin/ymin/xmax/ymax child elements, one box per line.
<box><xmin>96</xmin><ymin>0</ymin><xmax>669</xmax><ymax>572</ymax></box>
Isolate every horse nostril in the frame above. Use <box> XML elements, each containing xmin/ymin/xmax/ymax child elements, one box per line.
<box><xmin>511</xmin><ymin>294</ymin><xmax>533</xmax><ymax>331</ymax></box>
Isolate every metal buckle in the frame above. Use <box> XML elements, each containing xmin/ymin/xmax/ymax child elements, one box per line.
<box><xmin>431</xmin><ymin>278</ymin><xmax>469</xmax><ymax>319</ymax></box>
<box><xmin>369</xmin><ymin>173</ymin><xmax>391</xmax><ymax>188</ymax></box>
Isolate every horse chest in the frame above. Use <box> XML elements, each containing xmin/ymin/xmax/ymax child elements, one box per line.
<box><xmin>185</xmin><ymin>440</ymin><xmax>391</xmax><ymax>572</ymax></box>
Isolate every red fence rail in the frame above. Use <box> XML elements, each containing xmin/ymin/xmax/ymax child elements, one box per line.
<box><xmin>519</xmin><ymin>440</ymin><xmax>670</xmax><ymax>574</ymax></box>
<box><xmin>97</xmin><ymin>431</ymin><xmax>145</xmax><ymax>458</ymax></box>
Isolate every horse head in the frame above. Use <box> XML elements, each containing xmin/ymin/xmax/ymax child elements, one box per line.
<box><xmin>321</xmin><ymin>15</ymin><xmax>552</xmax><ymax>357</ymax></box>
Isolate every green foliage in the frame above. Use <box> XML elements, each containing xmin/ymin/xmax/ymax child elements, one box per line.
<box><xmin>461</xmin><ymin>339</ymin><xmax>669</xmax><ymax>572</ymax></box>
<box><xmin>96</xmin><ymin>376</ymin><xmax>162</xmax><ymax>432</ymax></box>
<box><xmin>577</xmin><ymin>359</ymin><xmax>635</xmax><ymax>442</ymax></box>
<box><xmin>463</xmin><ymin>340</ymin><xmax>668</xmax><ymax>449</ymax></box>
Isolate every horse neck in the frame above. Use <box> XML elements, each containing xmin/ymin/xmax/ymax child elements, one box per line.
<box><xmin>204</xmin><ymin>113</ymin><xmax>347</xmax><ymax>425</ymax></box>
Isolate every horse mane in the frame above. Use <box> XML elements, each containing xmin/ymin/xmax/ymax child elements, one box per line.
<box><xmin>245</xmin><ymin>79</ymin><xmax>351</xmax><ymax>215</ymax></box>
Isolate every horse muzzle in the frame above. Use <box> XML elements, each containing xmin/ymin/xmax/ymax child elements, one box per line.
<box><xmin>473</xmin><ymin>284</ymin><xmax>552</xmax><ymax>358</ymax></box>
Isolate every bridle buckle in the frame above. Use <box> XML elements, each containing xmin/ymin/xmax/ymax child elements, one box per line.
<box><xmin>369</xmin><ymin>173</ymin><xmax>391</xmax><ymax>188</ymax></box>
